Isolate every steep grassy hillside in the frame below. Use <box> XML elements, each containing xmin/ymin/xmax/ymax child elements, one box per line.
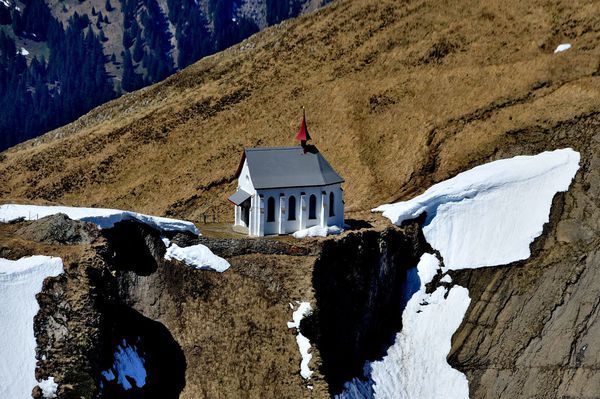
<box><xmin>0</xmin><ymin>0</ymin><xmax>598</xmax><ymax>224</ymax></box>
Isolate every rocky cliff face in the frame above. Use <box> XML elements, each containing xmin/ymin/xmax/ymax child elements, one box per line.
<box><xmin>2</xmin><ymin>215</ymin><xmax>323</xmax><ymax>398</ymax></box>
<box><xmin>3</xmin><ymin>213</ymin><xmax>433</xmax><ymax>398</ymax></box>
<box><xmin>306</xmin><ymin>225</ymin><xmax>427</xmax><ymax>395</ymax></box>
<box><xmin>448</xmin><ymin>114</ymin><xmax>600</xmax><ymax>399</ymax></box>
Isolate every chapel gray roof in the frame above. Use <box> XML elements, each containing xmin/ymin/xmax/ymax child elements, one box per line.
<box><xmin>228</xmin><ymin>188</ymin><xmax>251</xmax><ymax>205</ymax></box>
<box><xmin>241</xmin><ymin>146</ymin><xmax>344</xmax><ymax>189</ymax></box>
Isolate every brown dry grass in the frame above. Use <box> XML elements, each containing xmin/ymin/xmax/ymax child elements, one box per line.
<box><xmin>1</xmin><ymin>0</ymin><xmax>599</xmax><ymax>224</ymax></box>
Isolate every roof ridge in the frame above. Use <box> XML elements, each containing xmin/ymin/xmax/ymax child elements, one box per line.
<box><xmin>244</xmin><ymin>146</ymin><xmax>303</xmax><ymax>151</ymax></box>
<box><xmin>242</xmin><ymin>145</ymin><xmax>344</xmax><ymax>189</ymax></box>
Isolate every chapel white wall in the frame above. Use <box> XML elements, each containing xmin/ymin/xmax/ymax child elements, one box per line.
<box><xmin>257</xmin><ymin>183</ymin><xmax>344</xmax><ymax>236</ymax></box>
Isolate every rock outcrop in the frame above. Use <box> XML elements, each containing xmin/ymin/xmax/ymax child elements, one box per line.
<box><xmin>448</xmin><ymin>114</ymin><xmax>600</xmax><ymax>398</ymax></box>
<box><xmin>306</xmin><ymin>225</ymin><xmax>426</xmax><ymax>395</ymax></box>
<box><xmin>1</xmin><ymin>215</ymin><xmax>326</xmax><ymax>398</ymax></box>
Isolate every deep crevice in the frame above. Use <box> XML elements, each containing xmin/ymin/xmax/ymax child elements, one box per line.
<box><xmin>305</xmin><ymin>224</ymin><xmax>427</xmax><ymax>395</ymax></box>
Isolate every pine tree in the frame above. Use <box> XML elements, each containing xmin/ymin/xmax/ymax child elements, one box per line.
<box><xmin>0</xmin><ymin>31</ymin><xmax>16</xmax><ymax>64</ymax></box>
<box><xmin>132</xmin><ymin>30</ymin><xmax>144</xmax><ymax>63</ymax></box>
<box><xmin>0</xmin><ymin>11</ymin><xmax>116</xmax><ymax>151</ymax></box>
<box><xmin>175</xmin><ymin>2</ymin><xmax>213</xmax><ymax>69</ymax></box>
<box><xmin>139</xmin><ymin>0</ymin><xmax>173</xmax><ymax>82</ymax></box>
<box><xmin>11</xmin><ymin>9</ymin><xmax>22</xmax><ymax>35</ymax></box>
<box><xmin>20</xmin><ymin>0</ymin><xmax>54</xmax><ymax>41</ymax></box>
<box><xmin>0</xmin><ymin>3</ymin><xmax>12</xmax><ymax>25</ymax></box>
<box><xmin>121</xmin><ymin>48</ymin><xmax>143</xmax><ymax>92</ymax></box>
<box><xmin>96</xmin><ymin>11</ymin><xmax>103</xmax><ymax>29</ymax></box>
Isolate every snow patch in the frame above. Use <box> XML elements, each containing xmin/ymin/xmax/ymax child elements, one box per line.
<box><xmin>370</xmin><ymin>284</ymin><xmax>470</xmax><ymax>399</ymax></box>
<box><xmin>19</xmin><ymin>47</ymin><xmax>29</xmax><ymax>56</ymax></box>
<box><xmin>0</xmin><ymin>0</ymin><xmax>10</xmax><ymax>7</ymax></box>
<box><xmin>339</xmin><ymin>254</ymin><xmax>470</xmax><ymax>399</ymax></box>
<box><xmin>164</xmin><ymin>242</ymin><xmax>230</xmax><ymax>272</ymax></box>
<box><xmin>554</xmin><ymin>43</ymin><xmax>572</xmax><ymax>53</ymax></box>
<box><xmin>101</xmin><ymin>339</ymin><xmax>147</xmax><ymax>390</ymax></box>
<box><xmin>292</xmin><ymin>225</ymin><xmax>343</xmax><ymax>238</ymax></box>
<box><xmin>38</xmin><ymin>377</ymin><xmax>58</xmax><ymax>398</ymax></box>
<box><xmin>0</xmin><ymin>204</ymin><xmax>200</xmax><ymax>235</ymax></box>
<box><xmin>414</xmin><ymin>252</ymin><xmax>438</xmax><ymax>285</ymax></box>
<box><xmin>287</xmin><ymin>301</ymin><xmax>313</xmax><ymax>379</ymax></box>
<box><xmin>0</xmin><ymin>256</ymin><xmax>63</xmax><ymax>399</ymax></box>
<box><xmin>440</xmin><ymin>274</ymin><xmax>452</xmax><ymax>283</ymax></box>
<box><xmin>373</xmin><ymin>149</ymin><xmax>580</xmax><ymax>270</ymax></box>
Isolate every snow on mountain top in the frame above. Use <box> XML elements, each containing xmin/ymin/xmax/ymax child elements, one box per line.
<box><xmin>0</xmin><ymin>256</ymin><xmax>63</xmax><ymax>399</ymax></box>
<box><xmin>374</xmin><ymin>148</ymin><xmax>580</xmax><ymax>270</ymax></box>
<box><xmin>0</xmin><ymin>204</ymin><xmax>200</xmax><ymax>235</ymax></box>
<box><xmin>19</xmin><ymin>47</ymin><xmax>29</xmax><ymax>56</ymax></box>
<box><xmin>554</xmin><ymin>43</ymin><xmax>572</xmax><ymax>53</ymax></box>
<box><xmin>164</xmin><ymin>242</ymin><xmax>230</xmax><ymax>272</ymax></box>
<box><xmin>0</xmin><ymin>0</ymin><xmax>10</xmax><ymax>7</ymax></box>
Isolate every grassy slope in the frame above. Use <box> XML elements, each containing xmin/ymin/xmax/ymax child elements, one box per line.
<box><xmin>0</xmin><ymin>0</ymin><xmax>599</xmax><ymax>223</ymax></box>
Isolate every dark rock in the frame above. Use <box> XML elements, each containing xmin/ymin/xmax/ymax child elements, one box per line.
<box><xmin>306</xmin><ymin>223</ymin><xmax>427</xmax><ymax>394</ymax></box>
<box><xmin>101</xmin><ymin>220</ymin><xmax>166</xmax><ymax>275</ymax></box>
<box><xmin>16</xmin><ymin>213</ymin><xmax>99</xmax><ymax>245</ymax></box>
<box><xmin>31</xmin><ymin>385</ymin><xmax>42</xmax><ymax>399</ymax></box>
<box><xmin>170</xmin><ymin>233</ymin><xmax>317</xmax><ymax>257</ymax></box>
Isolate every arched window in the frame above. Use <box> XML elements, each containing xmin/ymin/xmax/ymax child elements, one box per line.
<box><xmin>329</xmin><ymin>192</ymin><xmax>335</xmax><ymax>217</ymax></box>
<box><xmin>288</xmin><ymin>196</ymin><xmax>296</xmax><ymax>221</ymax></box>
<box><xmin>267</xmin><ymin>196</ymin><xmax>275</xmax><ymax>222</ymax></box>
<box><xmin>309</xmin><ymin>194</ymin><xmax>317</xmax><ymax>220</ymax></box>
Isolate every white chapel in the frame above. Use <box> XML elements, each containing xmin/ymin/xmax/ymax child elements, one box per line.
<box><xmin>228</xmin><ymin>113</ymin><xmax>344</xmax><ymax>236</ymax></box>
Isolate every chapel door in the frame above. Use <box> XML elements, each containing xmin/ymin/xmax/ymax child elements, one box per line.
<box><xmin>241</xmin><ymin>200</ymin><xmax>250</xmax><ymax>227</ymax></box>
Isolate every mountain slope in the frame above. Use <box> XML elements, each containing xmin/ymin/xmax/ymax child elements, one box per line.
<box><xmin>0</xmin><ymin>0</ymin><xmax>599</xmax><ymax>225</ymax></box>
<box><xmin>0</xmin><ymin>0</ymin><xmax>327</xmax><ymax>150</ymax></box>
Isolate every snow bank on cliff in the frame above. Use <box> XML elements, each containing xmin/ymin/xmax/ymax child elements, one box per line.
<box><xmin>340</xmin><ymin>149</ymin><xmax>580</xmax><ymax>398</ymax></box>
<box><xmin>370</xmin><ymin>254</ymin><xmax>470</xmax><ymax>398</ymax></box>
<box><xmin>554</xmin><ymin>43</ymin><xmax>572</xmax><ymax>53</ymax></box>
<box><xmin>164</xmin><ymin>241</ymin><xmax>230</xmax><ymax>272</ymax></box>
<box><xmin>38</xmin><ymin>377</ymin><xmax>58</xmax><ymax>398</ymax></box>
<box><xmin>288</xmin><ymin>301</ymin><xmax>313</xmax><ymax>379</ymax></box>
<box><xmin>0</xmin><ymin>204</ymin><xmax>200</xmax><ymax>235</ymax></box>
<box><xmin>0</xmin><ymin>256</ymin><xmax>63</xmax><ymax>399</ymax></box>
<box><xmin>339</xmin><ymin>254</ymin><xmax>470</xmax><ymax>399</ymax></box>
<box><xmin>373</xmin><ymin>148</ymin><xmax>580</xmax><ymax>270</ymax></box>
